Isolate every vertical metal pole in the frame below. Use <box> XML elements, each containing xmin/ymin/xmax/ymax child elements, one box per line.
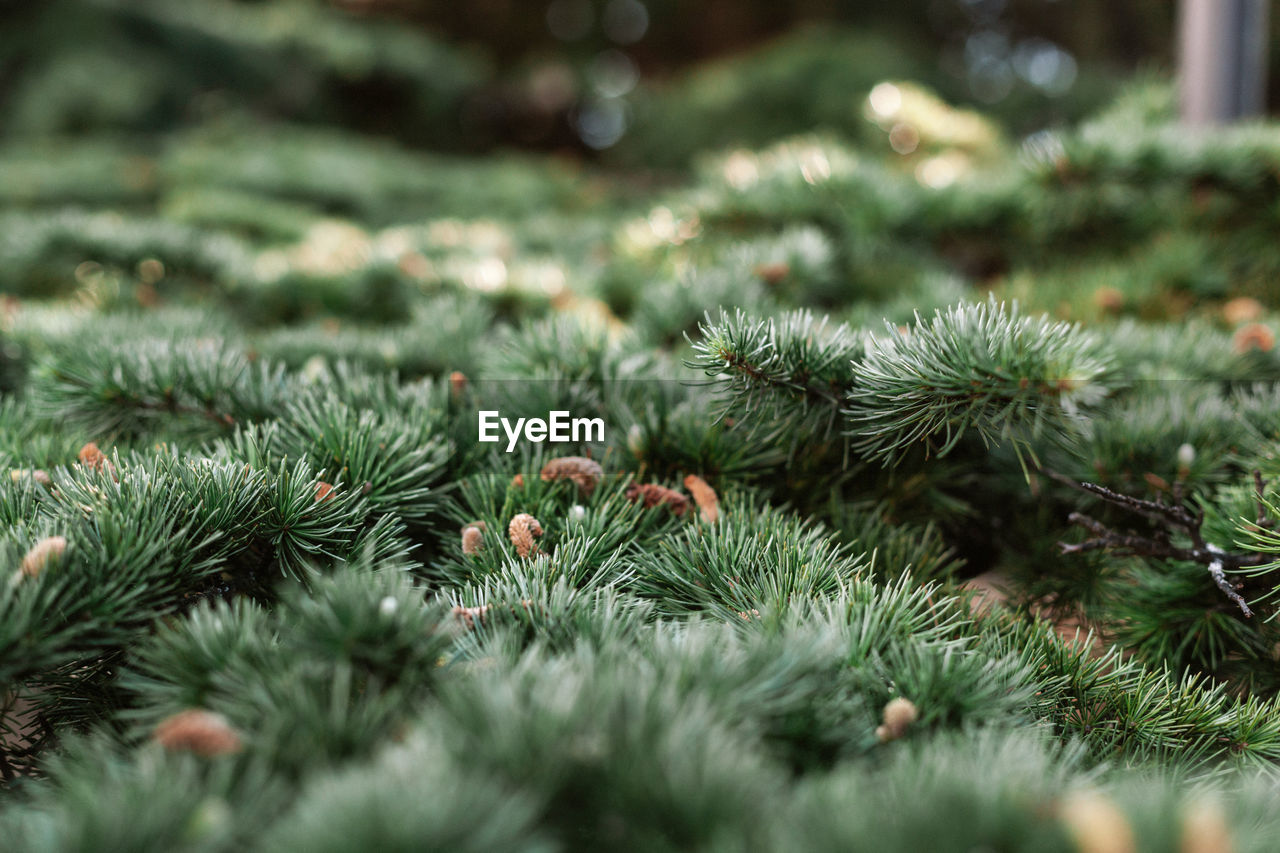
<box><xmin>1179</xmin><ymin>0</ymin><xmax>1270</xmax><ymax>125</ymax></box>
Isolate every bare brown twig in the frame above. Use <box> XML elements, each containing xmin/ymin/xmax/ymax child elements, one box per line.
<box><xmin>1044</xmin><ymin>468</ymin><xmax>1271</xmax><ymax>618</ymax></box>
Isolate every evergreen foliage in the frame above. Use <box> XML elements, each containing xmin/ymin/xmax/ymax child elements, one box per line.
<box><xmin>5</xmin><ymin>6</ymin><xmax>1280</xmax><ymax>849</ymax></box>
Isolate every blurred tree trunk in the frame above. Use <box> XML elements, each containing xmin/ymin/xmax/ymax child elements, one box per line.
<box><xmin>1179</xmin><ymin>0</ymin><xmax>1269</xmax><ymax>124</ymax></box>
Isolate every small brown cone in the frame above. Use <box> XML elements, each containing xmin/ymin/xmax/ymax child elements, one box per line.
<box><xmin>449</xmin><ymin>371</ymin><xmax>468</xmax><ymax>398</ymax></box>
<box><xmin>625</xmin><ymin>483</ymin><xmax>690</xmax><ymax>516</ymax></box>
<box><xmin>540</xmin><ymin>456</ymin><xmax>604</xmax><ymax>496</ymax></box>
<box><xmin>1058</xmin><ymin>791</ymin><xmax>1135</xmax><ymax>853</ymax></box>
<box><xmin>754</xmin><ymin>262</ymin><xmax>790</xmax><ymax>285</ymax></box>
<box><xmin>153</xmin><ymin>710</ymin><xmax>243</xmax><ymax>757</ymax></box>
<box><xmin>683</xmin><ymin>474</ymin><xmax>719</xmax><ymax>523</ymax></box>
<box><xmin>451</xmin><ymin>604</ymin><xmax>490</xmax><ymax>630</ymax></box>
<box><xmin>314</xmin><ymin>481</ymin><xmax>335</xmax><ymax>503</ymax></box>
<box><xmin>1223</xmin><ymin>297</ymin><xmax>1264</xmax><ymax>326</ymax></box>
<box><xmin>1233</xmin><ymin>323</ymin><xmax>1275</xmax><ymax>354</ymax></box>
<box><xmin>874</xmin><ymin>697</ymin><xmax>918</xmax><ymax>743</ymax></box>
<box><xmin>20</xmin><ymin>536</ymin><xmax>67</xmax><ymax>579</ymax></box>
<box><xmin>10</xmin><ymin>469</ymin><xmax>51</xmax><ymax>487</ymax></box>
<box><xmin>1092</xmin><ymin>286</ymin><xmax>1124</xmax><ymax>314</ymax></box>
<box><xmin>1142</xmin><ymin>472</ymin><xmax>1170</xmax><ymax>493</ymax></box>
<box><xmin>461</xmin><ymin>522</ymin><xmax>485</xmax><ymax>556</ymax></box>
<box><xmin>1181</xmin><ymin>798</ymin><xmax>1233</xmax><ymax>853</ymax></box>
<box><xmin>508</xmin><ymin>513</ymin><xmax>543</xmax><ymax>558</ymax></box>
<box><xmin>78</xmin><ymin>442</ymin><xmax>115</xmax><ymax>475</ymax></box>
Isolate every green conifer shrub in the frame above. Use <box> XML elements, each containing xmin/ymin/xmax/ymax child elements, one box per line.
<box><xmin>5</xmin><ymin>8</ymin><xmax>1280</xmax><ymax>849</ymax></box>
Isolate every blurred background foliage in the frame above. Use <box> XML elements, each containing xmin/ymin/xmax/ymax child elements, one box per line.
<box><xmin>0</xmin><ymin>0</ymin><xmax>1259</xmax><ymax>162</ymax></box>
<box><xmin>3</xmin><ymin>0</ymin><xmax>1280</xmax><ymax>345</ymax></box>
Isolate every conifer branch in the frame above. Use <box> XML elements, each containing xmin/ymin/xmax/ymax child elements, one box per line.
<box><xmin>846</xmin><ymin>298</ymin><xmax>1111</xmax><ymax>466</ymax></box>
<box><xmin>1047</xmin><ymin>470</ymin><xmax>1267</xmax><ymax>616</ymax></box>
<box><xmin>690</xmin><ymin>309</ymin><xmax>861</xmax><ymax>402</ymax></box>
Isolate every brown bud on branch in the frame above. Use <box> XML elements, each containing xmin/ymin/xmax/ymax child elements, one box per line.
<box><xmin>78</xmin><ymin>442</ymin><xmax>115</xmax><ymax>476</ymax></box>
<box><xmin>20</xmin><ymin>536</ymin><xmax>67</xmax><ymax>579</ymax></box>
<box><xmin>451</xmin><ymin>604</ymin><xmax>490</xmax><ymax>630</ymax></box>
<box><xmin>508</xmin><ymin>513</ymin><xmax>543</xmax><ymax>558</ymax></box>
<box><xmin>153</xmin><ymin>709</ymin><xmax>243</xmax><ymax>757</ymax></box>
<box><xmin>461</xmin><ymin>522</ymin><xmax>485</xmax><ymax>556</ymax></box>
<box><xmin>540</xmin><ymin>456</ymin><xmax>604</xmax><ymax>496</ymax></box>
<box><xmin>683</xmin><ymin>474</ymin><xmax>719</xmax><ymax>523</ymax></box>
<box><xmin>875</xmin><ymin>697</ymin><xmax>918</xmax><ymax>743</ymax></box>
<box><xmin>625</xmin><ymin>483</ymin><xmax>690</xmax><ymax>516</ymax></box>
